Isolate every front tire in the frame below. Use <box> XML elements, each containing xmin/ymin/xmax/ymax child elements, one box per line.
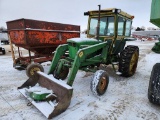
<box><xmin>148</xmin><ymin>63</ymin><xmax>160</xmax><ymax>104</ymax></box>
<box><xmin>53</xmin><ymin>63</ymin><xmax>69</xmax><ymax>80</ymax></box>
<box><xmin>91</xmin><ymin>70</ymin><xmax>109</xmax><ymax>96</ymax></box>
<box><xmin>119</xmin><ymin>45</ymin><xmax>139</xmax><ymax>77</ymax></box>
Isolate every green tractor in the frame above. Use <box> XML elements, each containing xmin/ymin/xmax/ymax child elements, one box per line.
<box><xmin>47</xmin><ymin>6</ymin><xmax>139</xmax><ymax>94</ymax></box>
<box><xmin>18</xmin><ymin>6</ymin><xmax>139</xmax><ymax>119</ymax></box>
<box><xmin>148</xmin><ymin>0</ymin><xmax>160</xmax><ymax>104</ymax></box>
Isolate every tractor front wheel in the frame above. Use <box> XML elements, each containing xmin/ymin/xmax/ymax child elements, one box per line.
<box><xmin>26</xmin><ymin>63</ymin><xmax>44</xmax><ymax>78</ymax></box>
<box><xmin>91</xmin><ymin>70</ymin><xmax>109</xmax><ymax>96</ymax></box>
<box><xmin>53</xmin><ymin>64</ymin><xmax>69</xmax><ymax>80</ymax></box>
<box><xmin>119</xmin><ymin>45</ymin><xmax>139</xmax><ymax>77</ymax></box>
<box><xmin>148</xmin><ymin>63</ymin><xmax>160</xmax><ymax>105</ymax></box>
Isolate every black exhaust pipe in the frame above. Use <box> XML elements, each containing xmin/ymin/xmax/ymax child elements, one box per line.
<box><xmin>96</xmin><ymin>5</ymin><xmax>101</xmax><ymax>40</ymax></box>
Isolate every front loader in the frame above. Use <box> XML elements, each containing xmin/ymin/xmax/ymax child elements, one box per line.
<box><xmin>18</xmin><ymin>6</ymin><xmax>139</xmax><ymax>119</ymax></box>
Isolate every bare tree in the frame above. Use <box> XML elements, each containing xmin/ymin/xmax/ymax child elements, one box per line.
<box><xmin>0</xmin><ymin>26</ymin><xmax>7</xmax><ymax>31</ymax></box>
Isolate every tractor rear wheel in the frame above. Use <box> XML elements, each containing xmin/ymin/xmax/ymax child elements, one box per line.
<box><xmin>53</xmin><ymin>64</ymin><xmax>69</xmax><ymax>80</ymax></box>
<box><xmin>148</xmin><ymin>63</ymin><xmax>160</xmax><ymax>105</ymax></box>
<box><xmin>26</xmin><ymin>63</ymin><xmax>44</xmax><ymax>78</ymax></box>
<box><xmin>91</xmin><ymin>70</ymin><xmax>109</xmax><ymax>96</ymax></box>
<box><xmin>119</xmin><ymin>45</ymin><xmax>139</xmax><ymax>77</ymax></box>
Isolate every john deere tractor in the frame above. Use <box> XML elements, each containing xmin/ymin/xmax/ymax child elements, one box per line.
<box><xmin>19</xmin><ymin>6</ymin><xmax>139</xmax><ymax>118</ymax></box>
<box><xmin>47</xmin><ymin>6</ymin><xmax>139</xmax><ymax>96</ymax></box>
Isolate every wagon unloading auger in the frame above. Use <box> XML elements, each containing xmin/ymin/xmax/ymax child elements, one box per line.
<box><xmin>18</xmin><ymin>5</ymin><xmax>139</xmax><ymax>119</ymax></box>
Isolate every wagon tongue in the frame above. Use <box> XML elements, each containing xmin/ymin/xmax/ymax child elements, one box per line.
<box><xmin>18</xmin><ymin>71</ymin><xmax>73</xmax><ymax>119</ymax></box>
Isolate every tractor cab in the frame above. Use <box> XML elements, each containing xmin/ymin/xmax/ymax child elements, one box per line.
<box><xmin>85</xmin><ymin>8</ymin><xmax>134</xmax><ymax>41</ymax></box>
<box><xmin>85</xmin><ymin>8</ymin><xmax>134</xmax><ymax>55</ymax></box>
<box><xmin>67</xmin><ymin>8</ymin><xmax>135</xmax><ymax>59</ymax></box>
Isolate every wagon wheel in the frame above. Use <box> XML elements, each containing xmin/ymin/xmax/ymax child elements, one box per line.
<box><xmin>91</xmin><ymin>70</ymin><xmax>109</xmax><ymax>96</ymax></box>
<box><xmin>2</xmin><ymin>49</ymin><xmax>5</xmax><ymax>55</ymax></box>
<box><xmin>119</xmin><ymin>45</ymin><xmax>139</xmax><ymax>77</ymax></box>
<box><xmin>53</xmin><ymin>63</ymin><xmax>69</xmax><ymax>80</ymax></box>
<box><xmin>26</xmin><ymin>63</ymin><xmax>44</xmax><ymax>79</ymax></box>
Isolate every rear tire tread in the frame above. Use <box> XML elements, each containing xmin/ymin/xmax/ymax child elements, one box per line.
<box><xmin>119</xmin><ymin>45</ymin><xmax>139</xmax><ymax>77</ymax></box>
<box><xmin>91</xmin><ymin>70</ymin><xmax>109</xmax><ymax>96</ymax></box>
<box><xmin>148</xmin><ymin>63</ymin><xmax>160</xmax><ymax>105</ymax></box>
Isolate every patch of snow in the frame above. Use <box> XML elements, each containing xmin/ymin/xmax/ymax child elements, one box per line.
<box><xmin>25</xmin><ymin>84</ymin><xmax>53</xmax><ymax>94</ymax></box>
<box><xmin>46</xmin><ymin>93</ymin><xmax>57</xmax><ymax>98</ymax></box>
<box><xmin>68</xmin><ymin>37</ymin><xmax>98</xmax><ymax>42</ymax></box>
<box><xmin>1</xmin><ymin>41</ymin><xmax>160</xmax><ymax>120</ymax></box>
<box><xmin>19</xmin><ymin>87</ymin><xmax>58</xmax><ymax>118</ymax></box>
<box><xmin>31</xmin><ymin>101</ymin><xmax>54</xmax><ymax>118</ymax></box>
<box><xmin>116</xmin><ymin>71</ymin><xmax>122</xmax><ymax>75</ymax></box>
<box><xmin>37</xmin><ymin>71</ymin><xmax>73</xmax><ymax>90</ymax></box>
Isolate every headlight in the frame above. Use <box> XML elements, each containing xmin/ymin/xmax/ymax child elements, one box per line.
<box><xmin>117</xmin><ymin>9</ymin><xmax>121</xmax><ymax>13</ymax></box>
<box><xmin>112</xmin><ymin>9</ymin><xmax>121</xmax><ymax>13</ymax></box>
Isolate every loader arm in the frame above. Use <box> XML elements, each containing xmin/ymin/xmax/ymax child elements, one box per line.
<box><xmin>48</xmin><ymin>44</ymin><xmax>68</xmax><ymax>74</ymax></box>
<box><xmin>67</xmin><ymin>41</ymin><xmax>108</xmax><ymax>86</ymax></box>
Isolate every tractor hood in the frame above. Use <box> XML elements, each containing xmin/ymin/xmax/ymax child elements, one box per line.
<box><xmin>67</xmin><ymin>38</ymin><xmax>101</xmax><ymax>46</ymax></box>
<box><xmin>67</xmin><ymin>38</ymin><xmax>102</xmax><ymax>59</ymax></box>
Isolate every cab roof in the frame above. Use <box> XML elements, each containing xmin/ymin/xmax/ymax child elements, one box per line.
<box><xmin>84</xmin><ymin>8</ymin><xmax>134</xmax><ymax>19</ymax></box>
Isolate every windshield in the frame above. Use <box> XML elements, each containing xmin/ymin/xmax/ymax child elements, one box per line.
<box><xmin>89</xmin><ymin>16</ymin><xmax>114</xmax><ymax>36</ymax></box>
<box><xmin>125</xmin><ymin>20</ymin><xmax>132</xmax><ymax>36</ymax></box>
<box><xmin>118</xmin><ymin>16</ymin><xmax>132</xmax><ymax>36</ymax></box>
<box><xmin>117</xmin><ymin>17</ymin><xmax>124</xmax><ymax>36</ymax></box>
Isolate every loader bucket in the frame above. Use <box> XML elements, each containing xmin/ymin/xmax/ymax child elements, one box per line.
<box><xmin>18</xmin><ymin>71</ymin><xmax>73</xmax><ymax>119</ymax></box>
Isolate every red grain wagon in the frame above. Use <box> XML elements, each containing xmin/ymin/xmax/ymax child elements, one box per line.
<box><xmin>6</xmin><ymin>18</ymin><xmax>80</xmax><ymax>69</ymax></box>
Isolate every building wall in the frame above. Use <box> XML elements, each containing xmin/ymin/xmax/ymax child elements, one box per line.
<box><xmin>132</xmin><ymin>30</ymin><xmax>160</xmax><ymax>36</ymax></box>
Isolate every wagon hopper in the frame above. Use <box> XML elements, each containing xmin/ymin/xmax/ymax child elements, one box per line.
<box><xmin>6</xmin><ymin>18</ymin><xmax>80</xmax><ymax>68</ymax></box>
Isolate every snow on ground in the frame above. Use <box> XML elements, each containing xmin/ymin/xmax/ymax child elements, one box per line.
<box><xmin>1</xmin><ymin>40</ymin><xmax>160</xmax><ymax>120</ymax></box>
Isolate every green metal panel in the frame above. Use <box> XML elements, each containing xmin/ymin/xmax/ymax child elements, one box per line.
<box><xmin>67</xmin><ymin>41</ymin><xmax>108</xmax><ymax>86</ymax></box>
<box><xmin>30</xmin><ymin>92</ymin><xmax>50</xmax><ymax>101</ymax></box>
<box><xmin>150</xmin><ymin>0</ymin><xmax>160</xmax><ymax>27</ymax></box>
<box><xmin>48</xmin><ymin>44</ymin><xmax>68</xmax><ymax>74</ymax></box>
<box><xmin>106</xmin><ymin>39</ymin><xmax>126</xmax><ymax>54</ymax></box>
<box><xmin>67</xmin><ymin>38</ymin><xmax>101</xmax><ymax>59</ymax></box>
<box><xmin>152</xmin><ymin>42</ymin><xmax>160</xmax><ymax>53</ymax></box>
<box><xmin>113</xmin><ymin>40</ymin><xmax>126</xmax><ymax>54</ymax></box>
<box><xmin>68</xmin><ymin>42</ymin><xmax>79</xmax><ymax>59</ymax></box>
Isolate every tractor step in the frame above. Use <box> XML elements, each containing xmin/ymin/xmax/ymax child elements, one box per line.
<box><xmin>116</xmin><ymin>71</ymin><xmax>122</xmax><ymax>75</ymax></box>
<box><xmin>112</xmin><ymin>62</ymin><xmax>119</xmax><ymax>65</ymax></box>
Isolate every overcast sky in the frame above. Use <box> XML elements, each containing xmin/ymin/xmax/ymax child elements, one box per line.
<box><xmin>0</xmin><ymin>0</ymin><xmax>156</xmax><ymax>31</ymax></box>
